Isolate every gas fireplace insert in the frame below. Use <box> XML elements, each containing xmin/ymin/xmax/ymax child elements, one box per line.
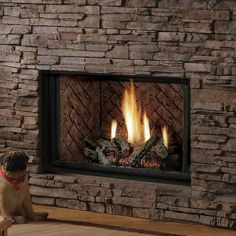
<box><xmin>40</xmin><ymin>72</ymin><xmax>190</xmax><ymax>182</ymax></box>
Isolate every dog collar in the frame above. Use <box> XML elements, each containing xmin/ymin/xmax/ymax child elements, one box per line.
<box><xmin>0</xmin><ymin>167</ymin><xmax>26</xmax><ymax>191</ymax></box>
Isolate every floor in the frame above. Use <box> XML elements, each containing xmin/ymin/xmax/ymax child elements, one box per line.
<box><xmin>8</xmin><ymin>205</ymin><xmax>236</xmax><ymax>236</ymax></box>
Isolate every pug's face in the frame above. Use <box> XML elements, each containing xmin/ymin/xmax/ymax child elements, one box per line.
<box><xmin>0</xmin><ymin>151</ymin><xmax>29</xmax><ymax>173</ymax></box>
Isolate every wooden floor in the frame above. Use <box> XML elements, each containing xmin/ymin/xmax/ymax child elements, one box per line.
<box><xmin>7</xmin><ymin>205</ymin><xmax>236</xmax><ymax>236</ymax></box>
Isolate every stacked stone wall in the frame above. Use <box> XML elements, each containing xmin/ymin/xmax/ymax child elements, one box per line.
<box><xmin>0</xmin><ymin>0</ymin><xmax>236</xmax><ymax>228</ymax></box>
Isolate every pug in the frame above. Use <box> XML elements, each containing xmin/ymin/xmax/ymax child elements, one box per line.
<box><xmin>0</xmin><ymin>151</ymin><xmax>48</xmax><ymax>223</ymax></box>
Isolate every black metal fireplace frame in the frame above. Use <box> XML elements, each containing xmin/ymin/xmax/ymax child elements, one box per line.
<box><xmin>39</xmin><ymin>71</ymin><xmax>191</xmax><ymax>183</ymax></box>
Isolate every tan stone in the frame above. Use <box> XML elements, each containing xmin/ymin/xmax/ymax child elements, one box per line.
<box><xmin>183</xmin><ymin>10</ymin><xmax>229</xmax><ymax>21</ymax></box>
<box><xmin>30</xmin><ymin>185</ymin><xmax>77</xmax><ymax>199</ymax></box>
<box><xmin>106</xmin><ymin>204</ymin><xmax>132</xmax><ymax>216</ymax></box>
<box><xmin>165</xmin><ymin>211</ymin><xmax>199</xmax><ymax>223</ymax></box>
<box><xmin>32</xmin><ymin>196</ymin><xmax>55</xmax><ymax>206</ymax></box>
<box><xmin>215</xmin><ymin>21</ymin><xmax>236</xmax><ymax>34</ymax></box>
<box><xmin>223</xmin><ymin>139</ymin><xmax>236</xmax><ymax>152</ymax></box>
<box><xmin>54</xmin><ymin>175</ymin><xmax>76</xmax><ymax>183</ymax></box>
<box><xmin>56</xmin><ymin>199</ymin><xmax>86</xmax><ymax>210</ymax></box>
<box><xmin>88</xmin><ymin>202</ymin><xmax>105</xmax><ymax>213</ymax></box>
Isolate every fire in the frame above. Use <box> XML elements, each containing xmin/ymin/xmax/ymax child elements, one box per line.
<box><xmin>143</xmin><ymin>111</ymin><xmax>150</xmax><ymax>142</ymax></box>
<box><xmin>121</xmin><ymin>80</ymin><xmax>150</xmax><ymax>144</ymax></box>
<box><xmin>111</xmin><ymin>119</ymin><xmax>117</xmax><ymax>139</ymax></box>
<box><xmin>162</xmin><ymin>126</ymin><xmax>168</xmax><ymax>149</ymax></box>
<box><xmin>121</xmin><ymin>80</ymin><xmax>142</xmax><ymax>144</ymax></box>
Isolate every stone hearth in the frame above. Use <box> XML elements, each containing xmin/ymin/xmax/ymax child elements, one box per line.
<box><xmin>0</xmin><ymin>0</ymin><xmax>236</xmax><ymax>229</ymax></box>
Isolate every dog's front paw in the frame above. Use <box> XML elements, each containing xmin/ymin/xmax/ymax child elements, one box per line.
<box><xmin>13</xmin><ymin>216</ymin><xmax>26</xmax><ymax>224</ymax></box>
<box><xmin>32</xmin><ymin>212</ymin><xmax>48</xmax><ymax>221</ymax></box>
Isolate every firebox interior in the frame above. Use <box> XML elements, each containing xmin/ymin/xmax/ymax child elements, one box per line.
<box><xmin>40</xmin><ymin>72</ymin><xmax>190</xmax><ymax>182</ymax></box>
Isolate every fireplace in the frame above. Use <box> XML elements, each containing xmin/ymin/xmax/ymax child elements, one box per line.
<box><xmin>41</xmin><ymin>72</ymin><xmax>190</xmax><ymax>182</ymax></box>
<box><xmin>1</xmin><ymin>0</ymin><xmax>236</xmax><ymax>229</ymax></box>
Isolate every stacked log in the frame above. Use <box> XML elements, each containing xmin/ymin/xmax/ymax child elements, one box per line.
<box><xmin>83</xmin><ymin>130</ymin><xmax>181</xmax><ymax>170</ymax></box>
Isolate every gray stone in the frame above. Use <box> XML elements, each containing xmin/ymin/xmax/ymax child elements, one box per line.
<box><xmin>45</xmin><ymin>5</ymin><xmax>100</xmax><ymax>14</ymax></box>
<box><xmin>183</xmin><ymin>10</ymin><xmax>229</xmax><ymax>21</ymax></box>
<box><xmin>102</xmin><ymin>13</ymin><xmax>133</xmax><ymax>22</ymax></box>
<box><xmin>29</xmin><ymin>178</ymin><xmax>64</xmax><ymax>188</ymax></box>
<box><xmin>106</xmin><ymin>204</ymin><xmax>132</xmax><ymax>216</ymax></box>
<box><xmin>56</xmin><ymin>199</ymin><xmax>86</xmax><ymax>210</ymax></box>
<box><xmin>30</xmin><ymin>186</ymin><xmax>77</xmax><ymax>199</ymax></box>
<box><xmin>122</xmin><ymin>187</ymin><xmax>156</xmax><ymax>199</ymax></box>
<box><xmin>0</xmin><ymin>116</ymin><xmax>21</xmax><ymax>127</ymax></box>
<box><xmin>192</xmin><ymin>141</ymin><xmax>220</xmax><ymax>150</ymax></box>
<box><xmin>222</xmin><ymin>174</ymin><xmax>236</xmax><ymax>183</ymax></box>
<box><xmin>0</xmin><ymin>24</ymin><xmax>13</xmax><ymax>34</ymax></box>
<box><xmin>38</xmin><ymin>48</ymin><xmax>104</xmax><ymax>58</ymax></box>
<box><xmin>60</xmin><ymin>57</ymin><xmax>84</xmax><ymax>65</ymax></box>
<box><xmin>2</xmin><ymin>16</ymin><xmax>29</xmax><ymax>25</ymax></box>
<box><xmin>64</xmin><ymin>0</ymin><xmax>86</xmax><ymax>4</ymax></box>
<box><xmin>77</xmin><ymin>185</ymin><xmax>100</xmax><ymax>196</ymax></box>
<box><xmin>95</xmin><ymin>0</ymin><xmax>122</xmax><ymax>6</ymax></box>
<box><xmin>102</xmin><ymin>20</ymin><xmax>126</xmax><ymax>29</ymax></box>
<box><xmin>165</xmin><ymin>211</ymin><xmax>199</xmax><ymax>223</ymax></box>
<box><xmin>6</xmin><ymin>140</ymin><xmax>37</xmax><ymax>149</ymax></box>
<box><xmin>154</xmin><ymin>52</ymin><xmax>192</xmax><ymax>61</ymax></box>
<box><xmin>86</xmin><ymin>44</ymin><xmax>109</xmax><ymax>52</ymax></box>
<box><xmin>112</xmin><ymin>196</ymin><xmax>156</xmax><ymax>208</ymax></box>
<box><xmin>32</xmin><ymin>196</ymin><xmax>55</xmax><ymax>206</ymax></box>
<box><xmin>214</xmin><ymin>21</ymin><xmax>236</xmax><ymax>34</ymax></box>
<box><xmin>213</xmin><ymin>1</ymin><xmax>236</xmax><ymax>10</ymax></box>
<box><xmin>78</xmin><ymin>15</ymin><xmax>100</xmax><ymax>28</ymax></box>
<box><xmin>193</xmin><ymin>163</ymin><xmax>221</xmax><ymax>174</ymax></box>
<box><xmin>185</xmin><ymin>63</ymin><xmax>211</xmax><ymax>72</ymax></box>
<box><xmin>20</xmin><ymin>6</ymin><xmax>40</xmax><ymax>18</ymax></box>
<box><xmin>190</xmin><ymin>199</ymin><xmax>219</xmax><ymax>210</ymax></box>
<box><xmin>223</xmin><ymin>139</ymin><xmax>236</xmax><ymax>152</ymax></box>
<box><xmin>158</xmin><ymin>32</ymin><xmax>185</xmax><ymax>41</ymax></box>
<box><xmin>222</xmin><ymin>167</ymin><xmax>236</xmax><ymax>175</ymax></box>
<box><xmin>99</xmin><ymin>188</ymin><xmax>112</xmax><ymax>198</ymax></box>
<box><xmin>16</xmin><ymin>97</ymin><xmax>38</xmax><ymax>106</ymax></box>
<box><xmin>132</xmin><ymin>208</ymin><xmax>155</xmax><ymax>219</ymax></box>
<box><xmin>127</xmin><ymin>0</ymin><xmax>156</xmax><ymax>7</ymax></box>
<box><xmin>185</xmin><ymin>22</ymin><xmax>213</xmax><ymax>33</ymax></box>
<box><xmin>199</xmin><ymin>215</ymin><xmax>217</xmax><ymax>226</ymax></box>
<box><xmin>78</xmin><ymin>194</ymin><xmax>95</xmax><ymax>202</ymax></box>
<box><xmin>216</xmin><ymin>217</ymin><xmax>231</xmax><ymax>228</ymax></box>
<box><xmin>158</xmin><ymin>0</ymin><xmax>195</xmax><ymax>9</ymax></box>
<box><xmin>88</xmin><ymin>202</ymin><xmax>105</xmax><ymax>213</ymax></box>
<box><xmin>54</xmin><ymin>175</ymin><xmax>76</xmax><ymax>183</ymax></box>
<box><xmin>0</xmin><ymin>0</ymin><xmax>235</xmax><ymax>229</ymax></box>
<box><xmin>12</xmin><ymin>25</ymin><xmax>31</xmax><ymax>34</ymax></box>
<box><xmin>37</xmin><ymin>56</ymin><xmax>59</xmax><ymax>65</ymax></box>
<box><xmin>85</xmin><ymin>64</ymin><xmax>134</xmax><ymax>74</ymax></box>
<box><xmin>0</xmin><ymin>35</ymin><xmax>21</xmax><ymax>45</ymax></box>
<box><xmin>0</xmin><ymin>131</ymin><xmax>23</xmax><ymax>142</ymax></box>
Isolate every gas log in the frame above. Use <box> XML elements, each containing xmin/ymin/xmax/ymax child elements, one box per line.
<box><xmin>111</xmin><ymin>137</ymin><xmax>130</xmax><ymax>157</ymax></box>
<box><xmin>83</xmin><ymin>131</ymin><xmax>173</xmax><ymax>170</ymax></box>
<box><xmin>130</xmin><ymin>131</ymin><xmax>168</xmax><ymax>167</ymax></box>
<box><xmin>84</xmin><ymin>147</ymin><xmax>97</xmax><ymax>162</ymax></box>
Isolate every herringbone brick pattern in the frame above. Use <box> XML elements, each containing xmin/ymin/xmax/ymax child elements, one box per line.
<box><xmin>101</xmin><ymin>80</ymin><xmax>183</xmax><ymax>141</ymax></box>
<box><xmin>59</xmin><ymin>76</ymin><xmax>183</xmax><ymax>162</ymax></box>
<box><xmin>60</xmin><ymin>75</ymin><xmax>100</xmax><ymax>162</ymax></box>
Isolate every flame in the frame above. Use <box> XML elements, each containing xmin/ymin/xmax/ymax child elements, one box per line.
<box><xmin>162</xmin><ymin>126</ymin><xmax>168</xmax><ymax>149</ymax></box>
<box><xmin>111</xmin><ymin>119</ymin><xmax>117</xmax><ymax>139</ymax></box>
<box><xmin>121</xmin><ymin>81</ymin><xmax>142</xmax><ymax>143</ymax></box>
<box><xmin>143</xmin><ymin>111</ymin><xmax>150</xmax><ymax>142</ymax></box>
<box><xmin>121</xmin><ymin>80</ymin><xmax>150</xmax><ymax>144</ymax></box>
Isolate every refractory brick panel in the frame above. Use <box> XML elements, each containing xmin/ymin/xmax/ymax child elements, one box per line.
<box><xmin>59</xmin><ymin>75</ymin><xmax>183</xmax><ymax>163</ymax></box>
<box><xmin>60</xmin><ymin>75</ymin><xmax>100</xmax><ymax>163</ymax></box>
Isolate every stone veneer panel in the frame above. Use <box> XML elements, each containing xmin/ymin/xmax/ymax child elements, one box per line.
<box><xmin>0</xmin><ymin>0</ymin><xmax>236</xmax><ymax>229</ymax></box>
